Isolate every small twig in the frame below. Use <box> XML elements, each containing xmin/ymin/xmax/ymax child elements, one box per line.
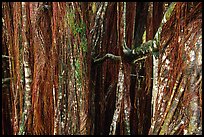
<box><xmin>133</xmin><ymin>55</ymin><xmax>148</xmax><ymax>63</ymax></box>
<box><xmin>130</xmin><ymin>74</ymin><xmax>154</xmax><ymax>79</ymax></box>
<box><xmin>2</xmin><ymin>55</ymin><xmax>13</xmax><ymax>59</ymax></box>
<box><xmin>2</xmin><ymin>77</ymin><xmax>13</xmax><ymax>84</ymax></box>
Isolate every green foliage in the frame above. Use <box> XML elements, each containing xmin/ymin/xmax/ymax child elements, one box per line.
<box><xmin>66</xmin><ymin>10</ymin><xmax>87</xmax><ymax>53</ymax></box>
<box><xmin>78</xmin><ymin>21</ymin><xmax>87</xmax><ymax>53</ymax></box>
<box><xmin>81</xmin><ymin>36</ymin><xmax>87</xmax><ymax>53</ymax></box>
<box><xmin>66</xmin><ymin>8</ymin><xmax>87</xmax><ymax>94</ymax></box>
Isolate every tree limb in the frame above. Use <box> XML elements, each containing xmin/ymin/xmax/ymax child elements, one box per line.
<box><xmin>93</xmin><ymin>53</ymin><xmax>121</xmax><ymax>64</ymax></box>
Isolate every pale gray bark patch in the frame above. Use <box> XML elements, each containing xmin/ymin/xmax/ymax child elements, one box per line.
<box><xmin>109</xmin><ymin>62</ymin><xmax>124</xmax><ymax>135</ymax></box>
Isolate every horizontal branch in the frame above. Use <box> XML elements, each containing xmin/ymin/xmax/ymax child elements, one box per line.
<box><xmin>2</xmin><ymin>77</ymin><xmax>13</xmax><ymax>84</ymax></box>
<box><xmin>2</xmin><ymin>55</ymin><xmax>13</xmax><ymax>59</ymax></box>
<box><xmin>93</xmin><ymin>53</ymin><xmax>121</xmax><ymax>64</ymax></box>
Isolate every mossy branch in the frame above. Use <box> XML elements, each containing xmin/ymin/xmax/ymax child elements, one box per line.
<box><xmin>132</xmin><ymin>2</ymin><xmax>176</xmax><ymax>57</ymax></box>
<box><xmin>132</xmin><ymin>40</ymin><xmax>157</xmax><ymax>56</ymax></box>
<box><xmin>93</xmin><ymin>3</ymin><xmax>176</xmax><ymax>64</ymax></box>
